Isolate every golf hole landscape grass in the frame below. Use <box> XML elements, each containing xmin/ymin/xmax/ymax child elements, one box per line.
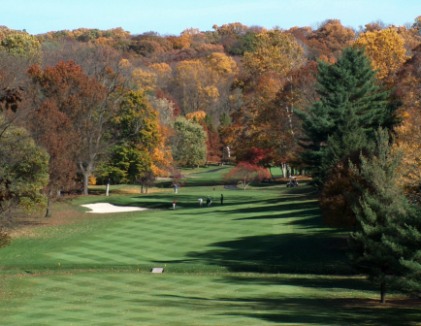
<box><xmin>0</xmin><ymin>166</ymin><xmax>419</xmax><ymax>325</ymax></box>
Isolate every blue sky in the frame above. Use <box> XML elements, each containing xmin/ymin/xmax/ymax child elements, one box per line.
<box><xmin>1</xmin><ymin>0</ymin><xmax>419</xmax><ymax>35</ymax></box>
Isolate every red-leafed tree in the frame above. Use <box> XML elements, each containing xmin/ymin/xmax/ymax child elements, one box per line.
<box><xmin>224</xmin><ymin>162</ymin><xmax>271</xmax><ymax>189</ymax></box>
<box><xmin>27</xmin><ymin>61</ymin><xmax>110</xmax><ymax>196</ymax></box>
<box><xmin>239</xmin><ymin>147</ymin><xmax>273</xmax><ymax>166</ymax></box>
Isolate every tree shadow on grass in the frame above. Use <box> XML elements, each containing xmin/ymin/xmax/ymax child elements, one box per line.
<box><xmin>155</xmin><ymin>293</ymin><xmax>421</xmax><ymax>325</ymax></box>
<box><xmin>225</xmin><ymin>195</ymin><xmax>324</xmax><ymax>229</ymax></box>
<box><xmin>233</xmin><ymin>200</ymin><xmax>318</xmax><ymax>214</ymax></box>
<box><xmin>221</xmin><ymin>297</ymin><xmax>421</xmax><ymax>325</ymax></box>
<box><xmin>220</xmin><ymin>273</ymin><xmax>374</xmax><ymax>292</ymax></box>
<box><xmin>183</xmin><ymin>232</ymin><xmax>351</xmax><ymax>274</ymax></box>
<box><xmin>123</xmin><ymin>193</ymin><xmax>267</xmax><ymax>210</ymax></box>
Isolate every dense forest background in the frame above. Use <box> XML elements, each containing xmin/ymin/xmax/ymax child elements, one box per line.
<box><xmin>0</xmin><ymin>17</ymin><xmax>420</xmax><ymax>215</ymax></box>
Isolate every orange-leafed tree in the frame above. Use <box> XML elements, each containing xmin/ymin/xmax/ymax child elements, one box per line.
<box><xmin>395</xmin><ymin>108</ymin><xmax>421</xmax><ymax>196</ymax></box>
<box><xmin>304</xmin><ymin>19</ymin><xmax>355</xmax><ymax>62</ymax></box>
<box><xmin>148</xmin><ymin>114</ymin><xmax>173</xmax><ymax>178</ymax></box>
<box><xmin>227</xmin><ymin>29</ymin><xmax>304</xmax><ymax>165</ymax></box>
<box><xmin>249</xmin><ymin>62</ymin><xmax>319</xmax><ymax>167</ymax></box>
<box><xmin>186</xmin><ymin>110</ymin><xmax>207</xmax><ymax>122</ymax></box>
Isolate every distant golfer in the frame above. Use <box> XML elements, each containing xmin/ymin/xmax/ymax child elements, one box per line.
<box><xmin>172</xmin><ymin>200</ymin><xmax>176</xmax><ymax>209</ymax></box>
<box><xmin>206</xmin><ymin>197</ymin><xmax>212</xmax><ymax>207</ymax></box>
<box><xmin>198</xmin><ymin>198</ymin><xmax>203</xmax><ymax>207</ymax></box>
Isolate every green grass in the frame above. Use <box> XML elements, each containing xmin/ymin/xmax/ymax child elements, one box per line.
<box><xmin>2</xmin><ymin>272</ymin><xmax>418</xmax><ymax>326</ymax></box>
<box><xmin>0</xmin><ymin>167</ymin><xmax>420</xmax><ymax>325</ymax></box>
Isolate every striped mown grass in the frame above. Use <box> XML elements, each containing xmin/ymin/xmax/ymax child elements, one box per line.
<box><xmin>0</xmin><ymin>183</ymin><xmax>344</xmax><ymax>274</ymax></box>
<box><xmin>1</xmin><ymin>272</ymin><xmax>418</xmax><ymax>325</ymax></box>
<box><xmin>0</xmin><ymin>168</ymin><xmax>420</xmax><ymax>325</ymax></box>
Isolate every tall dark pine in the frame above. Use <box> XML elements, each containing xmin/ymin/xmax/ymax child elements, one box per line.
<box><xmin>298</xmin><ymin>47</ymin><xmax>396</xmax><ymax>185</ymax></box>
<box><xmin>349</xmin><ymin>129</ymin><xmax>411</xmax><ymax>304</ymax></box>
<box><xmin>395</xmin><ymin>206</ymin><xmax>421</xmax><ymax>297</ymax></box>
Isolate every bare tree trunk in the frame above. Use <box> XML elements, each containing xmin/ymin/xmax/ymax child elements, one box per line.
<box><xmin>82</xmin><ymin>172</ymin><xmax>89</xmax><ymax>195</ymax></box>
<box><xmin>79</xmin><ymin>161</ymin><xmax>94</xmax><ymax>195</ymax></box>
<box><xmin>281</xmin><ymin>163</ymin><xmax>287</xmax><ymax>178</ymax></box>
<box><xmin>380</xmin><ymin>281</ymin><xmax>386</xmax><ymax>304</ymax></box>
<box><xmin>106</xmin><ymin>182</ymin><xmax>110</xmax><ymax>196</ymax></box>
<box><xmin>44</xmin><ymin>197</ymin><xmax>51</xmax><ymax>218</ymax></box>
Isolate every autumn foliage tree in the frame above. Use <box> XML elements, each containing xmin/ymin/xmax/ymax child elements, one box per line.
<box><xmin>355</xmin><ymin>27</ymin><xmax>407</xmax><ymax>83</ymax></box>
<box><xmin>243</xmin><ymin>29</ymin><xmax>304</xmax><ymax>78</ymax></box>
<box><xmin>213</xmin><ymin>23</ymin><xmax>258</xmax><ymax>55</ymax></box>
<box><xmin>27</xmin><ymin>61</ymin><xmax>109</xmax><ymax>195</ymax></box>
<box><xmin>0</xmin><ymin>21</ymin><xmax>418</xmax><ymax>214</ymax></box>
<box><xmin>224</xmin><ymin>162</ymin><xmax>271</xmax><ymax>189</ymax></box>
<box><xmin>226</xmin><ymin>29</ymin><xmax>305</xmax><ymax>168</ymax></box>
<box><xmin>0</xmin><ymin>29</ymin><xmax>41</xmax><ymax>63</ymax></box>
<box><xmin>394</xmin><ymin>44</ymin><xmax>421</xmax><ymax>201</ymax></box>
<box><xmin>304</xmin><ymin>19</ymin><xmax>355</xmax><ymax>62</ymax></box>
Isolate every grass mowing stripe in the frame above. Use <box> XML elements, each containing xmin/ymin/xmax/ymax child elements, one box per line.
<box><xmin>1</xmin><ymin>272</ymin><xmax>416</xmax><ymax>326</ymax></box>
<box><xmin>1</xmin><ymin>175</ymin><xmax>420</xmax><ymax>324</ymax></box>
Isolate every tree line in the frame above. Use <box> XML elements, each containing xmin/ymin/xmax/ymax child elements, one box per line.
<box><xmin>0</xmin><ymin>17</ymin><xmax>421</xmax><ymax>302</ymax></box>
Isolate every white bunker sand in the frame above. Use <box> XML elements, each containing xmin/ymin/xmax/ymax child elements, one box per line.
<box><xmin>82</xmin><ymin>203</ymin><xmax>147</xmax><ymax>214</ymax></box>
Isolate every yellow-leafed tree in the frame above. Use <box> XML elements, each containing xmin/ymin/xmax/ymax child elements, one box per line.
<box><xmin>243</xmin><ymin>29</ymin><xmax>304</xmax><ymax>77</ymax></box>
<box><xmin>394</xmin><ymin>44</ymin><xmax>421</xmax><ymax>198</ymax></box>
<box><xmin>186</xmin><ymin>110</ymin><xmax>207</xmax><ymax>122</ymax></box>
<box><xmin>355</xmin><ymin>28</ymin><xmax>407</xmax><ymax>82</ymax></box>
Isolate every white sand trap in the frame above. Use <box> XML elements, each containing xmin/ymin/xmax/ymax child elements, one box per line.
<box><xmin>82</xmin><ymin>203</ymin><xmax>147</xmax><ymax>214</ymax></box>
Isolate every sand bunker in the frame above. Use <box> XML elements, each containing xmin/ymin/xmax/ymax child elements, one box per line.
<box><xmin>82</xmin><ymin>203</ymin><xmax>147</xmax><ymax>214</ymax></box>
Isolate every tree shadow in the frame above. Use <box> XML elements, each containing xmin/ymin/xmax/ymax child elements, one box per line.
<box><xmin>232</xmin><ymin>200</ymin><xmax>320</xmax><ymax>216</ymax></box>
<box><xmin>220</xmin><ymin>273</ymin><xmax>373</xmax><ymax>292</ymax></box>
<box><xmin>182</xmin><ymin>232</ymin><xmax>351</xmax><ymax>274</ymax></box>
<box><xmin>125</xmin><ymin>193</ymin><xmax>268</xmax><ymax>210</ymax></box>
<box><xmin>155</xmin><ymin>293</ymin><xmax>421</xmax><ymax>325</ymax></box>
<box><xmin>220</xmin><ymin>296</ymin><xmax>421</xmax><ymax>325</ymax></box>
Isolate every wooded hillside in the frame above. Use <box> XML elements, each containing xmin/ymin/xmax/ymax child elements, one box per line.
<box><xmin>0</xmin><ymin>17</ymin><xmax>420</xmax><ymax>212</ymax></box>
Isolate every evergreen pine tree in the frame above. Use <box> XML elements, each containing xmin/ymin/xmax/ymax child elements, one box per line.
<box><xmin>395</xmin><ymin>206</ymin><xmax>421</xmax><ymax>297</ymax></box>
<box><xmin>297</xmin><ymin>47</ymin><xmax>396</xmax><ymax>186</ymax></box>
<box><xmin>349</xmin><ymin>129</ymin><xmax>410</xmax><ymax>303</ymax></box>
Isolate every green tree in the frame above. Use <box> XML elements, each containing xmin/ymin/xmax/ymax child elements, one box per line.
<box><xmin>349</xmin><ymin>129</ymin><xmax>411</xmax><ymax>304</ymax></box>
<box><xmin>396</xmin><ymin>206</ymin><xmax>421</xmax><ymax>296</ymax></box>
<box><xmin>0</xmin><ymin>116</ymin><xmax>49</xmax><ymax>223</ymax></box>
<box><xmin>172</xmin><ymin>118</ymin><xmax>207</xmax><ymax>167</ymax></box>
<box><xmin>298</xmin><ymin>47</ymin><xmax>396</xmax><ymax>186</ymax></box>
<box><xmin>103</xmin><ymin>144</ymin><xmax>152</xmax><ymax>185</ymax></box>
<box><xmin>103</xmin><ymin>90</ymin><xmax>160</xmax><ymax>184</ymax></box>
<box><xmin>112</xmin><ymin>91</ymin><xmax>160</xmax><ymax>149</ymax></box>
